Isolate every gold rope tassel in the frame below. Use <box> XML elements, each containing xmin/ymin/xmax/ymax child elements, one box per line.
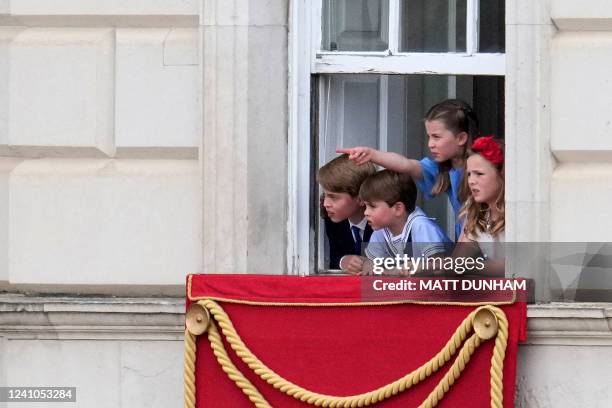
<box><xmin>184</xmin><ymin>301</ymin><xmax>509</xmax><ymax>408</ymax></box>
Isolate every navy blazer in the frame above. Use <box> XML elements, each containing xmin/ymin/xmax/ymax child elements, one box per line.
<box><xmin>324</xmin><ymin>218</ymin><xmax>373</xmax><ymax>270</ymax></box>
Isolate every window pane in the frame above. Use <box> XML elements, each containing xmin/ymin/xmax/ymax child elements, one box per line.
<box><xmin>316</xmin><ymin>73</ymin><xmax>505</xmax><ymax>268</ymax></box>
<box><xmin>479</xmin><ymin>0</ymin><xmax>505</xmax><ymax>52</ymax></box>
<box><xmin>319</xmin><ymin>75</ymin><xmax>381</xmax><ymax>161</ymax></box>
<box><xmin>400</xmin><ymin>0</ymin><xmax>467</xmax><ymax>53</ymax></box>
<box><xmin>322</xmin><ymin>0</ymin><xmax>389</xmax><ymax>51</ymax></box>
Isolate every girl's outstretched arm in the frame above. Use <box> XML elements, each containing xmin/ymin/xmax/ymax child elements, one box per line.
<box><xmin>336</xmin><ymin>147</ymin><xmax>423</xmax><ymax>180</ymax></box>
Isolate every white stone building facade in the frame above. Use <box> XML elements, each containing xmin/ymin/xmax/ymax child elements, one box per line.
<box><xmin>0</xmin><ymin>1</ymin><xmax>611</xmax><ymax>407</ymax></box>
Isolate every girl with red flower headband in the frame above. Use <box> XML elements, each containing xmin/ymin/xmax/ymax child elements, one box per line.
<box><xmin>337</xmin><ymin>99</ymin><xmax>479</xmax><ymax>240</ymax></box>
<box><xmin>455</xmin><ymin>136</ymin><xmax>505</xmax><ymax>271</ymax></box>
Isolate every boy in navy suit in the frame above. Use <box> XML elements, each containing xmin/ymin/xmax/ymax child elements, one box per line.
<box><xmin>317</xmin><ymin>154</ymin><xmax>377</xmax><ymax>270</ymax></box>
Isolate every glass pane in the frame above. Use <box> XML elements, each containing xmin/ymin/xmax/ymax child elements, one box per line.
<box><xmin>319</xmin><ymin>75</ymin><xmax>381</xmax><ymax>161</ymax></box>
<box><xmin>472</xmin><ymin>76</ymin><xmax>505</xmax><ymax>138</ymax></box>
<box><xmin>317</xmin><ymin>74</ymin><xmax>505</xmax><ymax>252</ymax></box>
<box><xmin>400</xmin><ymin>0</ymin><xmax>467</xmax><ymax>52</ymax></box>
<box><xmin>322</xmin><ymin>0</ymin><xmax>389</xmax><ymax>51</ymax></box>
<box><xmin>479</xmin><ymin>0</ymin><xmax>505</xmax><ymax>52</ymax></box>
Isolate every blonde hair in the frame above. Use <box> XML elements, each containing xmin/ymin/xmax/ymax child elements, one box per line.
<box><xmin>459</xmin><ymin>141</ymin><xmax>505</xmax><ymax>239</ymax></box>
<box><xmin>424</xmin><ymin>99</ymin><xmax>479</xmax><ymax>197</ymax></box>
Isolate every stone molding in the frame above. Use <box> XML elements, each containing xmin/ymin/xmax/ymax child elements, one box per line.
<box><xmin>526</xmin><ymin>302</ymin><xmax>612</xmax><ymax>346</ymax></box>
<box><xmin>0</xmin><ymin>295</ymin><xmax>185</xmax><ymax>340</ymax></box>
<box><xmin>1</xmin><ymin>296</ymin><xmax>611</xmax><ymax>345</ymax></box>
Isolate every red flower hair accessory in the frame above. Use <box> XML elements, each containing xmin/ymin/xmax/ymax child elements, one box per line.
<box><xmin>471</xmin><ymin>135</ymin><xmax>504</xmax><ymax>167</ymax></box>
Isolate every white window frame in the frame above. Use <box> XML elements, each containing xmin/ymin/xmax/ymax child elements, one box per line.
<box><xmin>288</xmin><ymin>0</ymin><xmax>505</xmax><ymax>275</ymax></box>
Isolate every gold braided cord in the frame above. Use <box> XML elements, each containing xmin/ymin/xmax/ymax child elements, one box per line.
<box><xmin>184</xmin><ymin>329</ymin><xmax>197</xmax><ymax>408</ymax></box>
<box><xmin>187</xmin><ymin>299</ymin><xmax>509</xmax><ymax>408</ymax></box>
<box><xmin>184</xmin><ymin>322</ymin><xmax>272</xmax><ymax>407</ymax></box>
<box><xmin>207</xmin><ymin>321</ymin><xmax>272</xmax><ymax>407</ymax></box>
<box><xmin>490</xmin><ymin>308</ymin><xmax>509</xmax><ymax>408</ymax></box>
<box><xmin>418</xmin><ymin>334</ymin><xmax>481</xmax><ymax>408</ymax></box>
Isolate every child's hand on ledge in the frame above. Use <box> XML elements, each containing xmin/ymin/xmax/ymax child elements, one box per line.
<box><xmin>340</xmin><ymin>255</ymin><xmax>365</xmax><ymax>275</ymax></box>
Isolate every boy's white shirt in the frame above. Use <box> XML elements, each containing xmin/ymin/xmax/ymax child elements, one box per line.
<box><xmin>348</xmin><ymin>217</ymin><xmax>368</xmax><ymax>240</ymax></box>
<box><xmin>364</xmin><ymin>206</ymin><xmax>450</xmax><ymax>260</ymax></box>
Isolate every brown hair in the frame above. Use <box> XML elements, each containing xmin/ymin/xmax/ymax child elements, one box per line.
<box><xmin>459</xmin><ymin>138</ymin><xmax>505</xmax><ymax>238</ymax></box>
<box><xmin>317</xmin><ymin>154</ymin><xmax>377</xmax><ymax>197</ymax></box>
<box><xmin>424</xmin><ymin>99</ymin><xmax>479</xmax><ymax>199</ymax></box>
<box><xmin>359</xmin><ymin>170</ymin><xmax>416</xmax><ymax>214</ymax></box>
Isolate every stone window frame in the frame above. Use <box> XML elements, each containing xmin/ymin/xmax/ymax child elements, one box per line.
<box><xmin>288</xmin><ymin>0</ymin><xmax>507</xmax><ymax>275</ymax></box>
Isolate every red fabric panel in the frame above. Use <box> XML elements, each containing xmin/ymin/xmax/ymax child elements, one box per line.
<box><xmin>188</xmin><ymin>274</ymin><xmax>526</xmax><ymax>407</ymax></box>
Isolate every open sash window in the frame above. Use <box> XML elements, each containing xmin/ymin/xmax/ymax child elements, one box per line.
<box><xmin>289</xmin><ymin>0</ymin><xmax>506</xmax><ymax>274</ymax></box>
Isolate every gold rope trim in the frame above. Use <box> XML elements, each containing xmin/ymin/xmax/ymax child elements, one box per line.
<box><xmin>186</xmin><ymin>274</ymin><xmax>517</xmax><ymax>306</ymax></box>
<box><xmin>184</xmin><ymin>300</ymin><xmax>509</xmax><ymax>407</ymax></box>
<box><xmin>188</xmin><ymin>295</ymin><xmax>514</xmax><ymax>307</ymax></box>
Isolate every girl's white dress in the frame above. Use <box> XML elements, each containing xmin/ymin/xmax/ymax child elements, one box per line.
<box><xmin>466</xmin><ymin>229</ymin><xmax>505</xmax><ymax>260</ymax></box>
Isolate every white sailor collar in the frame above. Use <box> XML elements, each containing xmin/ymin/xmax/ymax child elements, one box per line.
<box><xmin>382</xmin><ymin>206</ymin><xmax>427</xmax><ymax>255</ymax></box>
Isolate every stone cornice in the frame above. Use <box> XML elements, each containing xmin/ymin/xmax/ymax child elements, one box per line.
<box><xmin>0</xmin><ymin>295</ymin><xmax>185</xmax><ymax>340</ymax></box>
<box><xmin>1</xmin><ymin>296</ymin><xmax>611</xmax><ymax>345</ymax></box>
<box><xmin>525</xmin><ymin>302</ymin><xmax>612</xmax><ymax>345</ymax></box>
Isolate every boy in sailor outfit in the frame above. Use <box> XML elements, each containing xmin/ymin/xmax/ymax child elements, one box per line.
<box><xmin>342</xmin><ymin>170</ymin><xmax>451</xmax><ymax>275</ymax></box>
